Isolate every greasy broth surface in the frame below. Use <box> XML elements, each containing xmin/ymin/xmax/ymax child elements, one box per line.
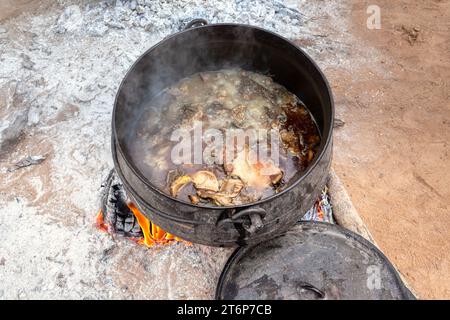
<box><xmin>128</xmin><ymin>69</ymin><xmax>320</xmax><ymax>206</ymax></box>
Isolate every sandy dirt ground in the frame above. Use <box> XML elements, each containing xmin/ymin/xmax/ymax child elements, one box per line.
<box><xmin>296</xmin><ymin>0</ymin><xmax>450</xmax><ymax>299</ymax></box>
<box><xmin>0</xmin><ymin>0</ymin><xmax>448</xmax><ymax>299</ymax></box>
<box><xmin>332</xmin><ymin>0</ymin><xmax>450</xmax><ymax>299</ymax></box>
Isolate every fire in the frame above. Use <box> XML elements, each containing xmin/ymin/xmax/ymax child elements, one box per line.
<box><xmin>127</xmin><ymin>202</ymin><xmax>184</xmax><ymax>247</ymax></box>
<box><xmin>95</xmin><ymin>209</ymin><xmax>109</xmax><ymax>233</ymax></box>
<box><xmin>96</xmin><ymin>202</ymin><xmax>186</xmax><ymax>247</ymax></box>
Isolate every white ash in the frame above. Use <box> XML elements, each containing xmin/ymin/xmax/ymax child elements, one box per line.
<box><xmin>0</xmin><ymin>198</ymin><xmax>231</xmax><ymax>299</ymax></box>
<box><xmin>0</xmin><ymin>0</ymin><xmax>383</xmax><ymax>299</ymax></box>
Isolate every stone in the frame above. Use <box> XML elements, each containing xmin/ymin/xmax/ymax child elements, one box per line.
<box><xmin>7</xmin><ymin>155</ymin><xmax>46</xmax><ymax>172</ymax></box>
<box><xmin>0</xmin><ymin>109</ymin><xmax>28</xmax><ymax>151</ymax></box>
<box><xmin>328</xmin><ymin>169</ymin><xmax>375</xmax><ymax>243</ymax></box>
<box><xmin>0</xmin><ymin>82</ymin><xmax>30</xmax><ymax>151</ymax></box>
<box><xmin>334</xmin><ymin>118</ymin><xmax>345</xmax><ymax>128</ymax></box>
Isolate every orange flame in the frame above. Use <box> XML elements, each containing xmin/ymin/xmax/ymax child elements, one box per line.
<box><xmin>95</xmin><ymin>203</ymin><xmax>186</xmax><ymax>247</ymax></box>
<box><xmin>95</xmin><ymin>209</ymin><xmax>109</xmax><ymax>233</ymax></box>
<box><xmin>127</xmin><ymin>202</ymin><xmax>186</xmax><ymax>247</ymax></box>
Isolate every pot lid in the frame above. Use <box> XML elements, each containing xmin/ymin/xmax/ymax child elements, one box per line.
<box><xmin>216</xmin><ymin>222</ymin><xmax>414</xmax><ymax>300</ymax></box>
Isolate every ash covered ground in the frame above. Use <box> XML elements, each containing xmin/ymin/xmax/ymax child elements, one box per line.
<box><xmin>0</xmin><ymin>0</ymin><xmax>373</xmax><ymax>299</ymax></box>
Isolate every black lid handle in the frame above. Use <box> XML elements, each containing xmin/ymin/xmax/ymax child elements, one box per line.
<box><xmin>297</xmin><ymin>282</ymin><xmax>326</xmax><ymax>299</ymax></box>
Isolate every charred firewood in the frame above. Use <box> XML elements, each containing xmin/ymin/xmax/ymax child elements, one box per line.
<box><xmin>99</xmin><ymin>169</ymin><xmax>143</xmax><ymax>238</ymax></box>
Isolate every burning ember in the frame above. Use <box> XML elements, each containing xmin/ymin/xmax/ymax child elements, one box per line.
<box><xmin>97</xmin><ymin>169</ymin><xmax>186</xmax><ymax>247</ymax></box>
<box><xmin>302</xmin><ymin>186</ymin><xmax>334</xmax><ymax>223</ymax></box>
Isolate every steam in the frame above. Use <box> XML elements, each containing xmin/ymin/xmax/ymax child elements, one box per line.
<box><xmin>117</xmin><ymin>24</ymin><xmax>296</xmax><ymax>145</ymax></box>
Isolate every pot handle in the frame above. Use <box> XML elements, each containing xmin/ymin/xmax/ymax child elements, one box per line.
<box><xmin>184</xmin><ymin>18</ymin><xmax>208</xmax><ymax>30</ymax></box>
<box><xmin>217</xmin><ymin>207</ymin><xmax>266</xmax><ymax>235</ymax></box>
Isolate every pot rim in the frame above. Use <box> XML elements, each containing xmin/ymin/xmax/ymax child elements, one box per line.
<box><xmin>112</xmin><ymin>22</ymin><xmax>335</xmax><ymax>210</ymax></box>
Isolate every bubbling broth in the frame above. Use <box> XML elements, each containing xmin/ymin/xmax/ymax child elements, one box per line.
<box><xmin>127</xmin><ymin>69</ymin><xmax>321</xmax><ymax>206</ymax></box>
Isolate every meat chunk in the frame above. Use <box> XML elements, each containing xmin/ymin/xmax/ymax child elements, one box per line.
<box><xmin>230</xmin><ymin>147</ymin><xmax>283</xmax><ymax>190</ymax></box>
<box><xmin>220</xmin><ymin>178</ymin><xmax>244</xmax><ymax>197</ymax></box>
<box><xmin>196</xmin><ymin>177</ymin><xmax>244</xmax><ymax>206</ymax></box>
<box><xmin>191</xmin><ymin>170</ymin><xmax>220</xmax><ymax>192</ymax></box>
<box><xmin>170</xmin><ymin>175</ymin><xmax>191</xmax><ymax>197</ymax></box>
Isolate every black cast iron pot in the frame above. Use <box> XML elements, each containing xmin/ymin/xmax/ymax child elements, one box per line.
<box><xmin>112</xmin><ymin>21</ymin><xmax>334</xmax><ymax>247</ymax></box>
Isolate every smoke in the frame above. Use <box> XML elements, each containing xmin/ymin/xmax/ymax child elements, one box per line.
<box><xmin>117</xmin><ymin>23</ymin><xmax>297</xmax><ymax>144</ymax></box>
